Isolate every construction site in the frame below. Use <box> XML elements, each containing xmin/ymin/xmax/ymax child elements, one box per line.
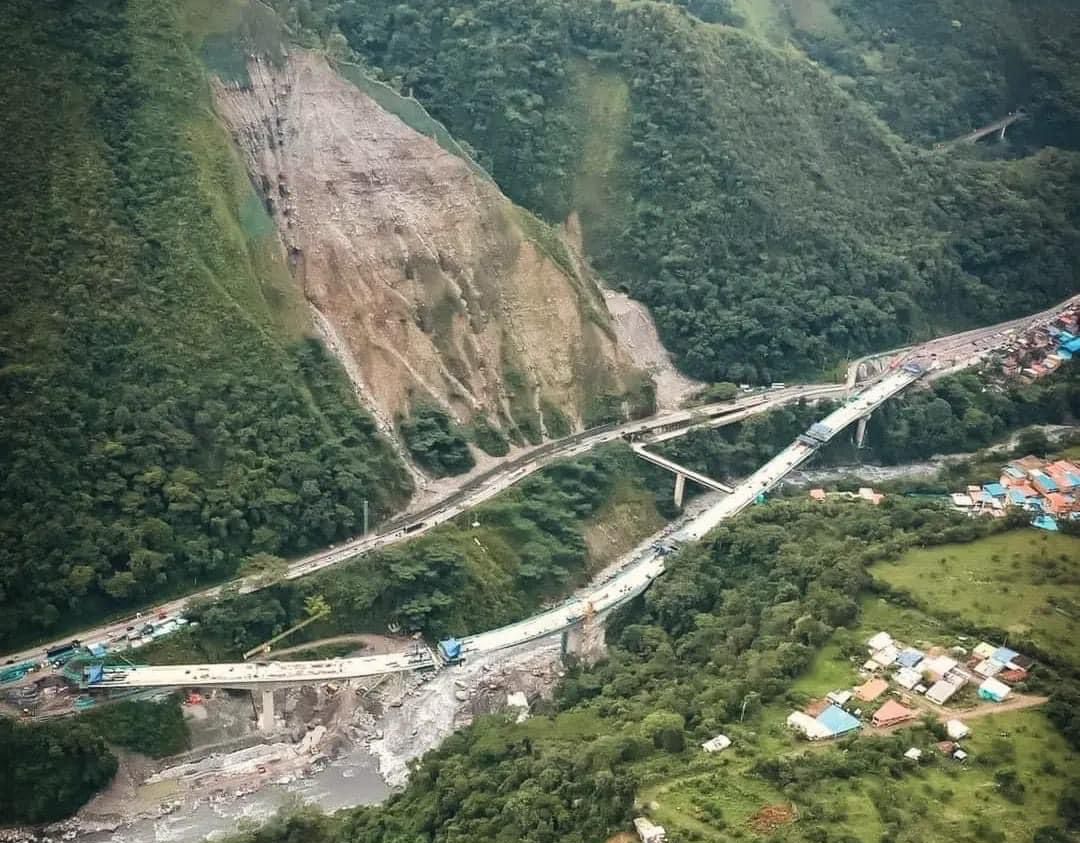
<box><xmin>0</xmin><ymin>498</ymin><xmax>700</xmax><ymax>843</ymax></box>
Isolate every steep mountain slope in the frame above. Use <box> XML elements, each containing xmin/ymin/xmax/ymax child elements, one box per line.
<box><xmin>787</xmin><ymin>0</ymin><xmax>1080</xmax><ymax>149</ymax></box>
<box><xmin>321</xmin><ymin>0</ymin><xmax>1080</xmax><ymax>383</ymax></box>
<box><xmin>210</xmin><ymin>49</ymin><xmax>650</xmax><ymax>442</ymax></box>
<box><xmin>0</xmin><ymin>0</ymin><xmax>410</xmax><ymax>647</ymax></box>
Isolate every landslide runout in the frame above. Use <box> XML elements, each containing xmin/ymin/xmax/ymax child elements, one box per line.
<box><xmin>212</xmin><ymin>52</ymin><xmax>647</xmax><ymax>440</ymax></box>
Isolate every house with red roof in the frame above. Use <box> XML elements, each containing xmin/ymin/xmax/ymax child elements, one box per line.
<box><xmin>1044</xmin><ymin>493</ymin><xmax>1075</xmax><ymax>516</ymax></box>
<box><xmin>872</xmin><ymin>700</ymin><xmax>917</xmax><ymax>728</ymax></box>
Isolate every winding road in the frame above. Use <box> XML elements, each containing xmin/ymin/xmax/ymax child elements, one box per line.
<box><xmin>3</xmin><ymin>294</ymin><xmax>1077</xmax><ymax>674</ymax></box>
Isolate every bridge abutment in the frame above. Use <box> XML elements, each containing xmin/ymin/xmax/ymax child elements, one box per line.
<box><xmin>673</xmin><ymin>472</ymin><xmax>686</xmax><ymax>508</ymax></box>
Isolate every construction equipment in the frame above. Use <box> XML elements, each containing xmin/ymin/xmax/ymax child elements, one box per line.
<box><xmin>242</xmin><ymin>605</ymin><xmax>331</xmax><ymax>660</ymax></box>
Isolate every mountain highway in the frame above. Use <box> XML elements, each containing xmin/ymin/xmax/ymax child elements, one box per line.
<box><xmin>88</xmin><ymin>370</ymin><xmax>926</xmax><ymax>689</ymax></box>
<box><xmin>5</xmin><ymin>293</ymin><xmax>1077</xmax><ymax>670</ymax></box>
<box><xmin>1</xmin><ymin>383</ymin><xmax>844</xmax><ymax>667</ymax></box>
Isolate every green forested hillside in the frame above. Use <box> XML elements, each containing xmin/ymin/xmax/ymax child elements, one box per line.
<box><xmin>795</xmin><ymin>0</ymin><xmax>1080</xmax><ymax>149</ymax></box>
<box><xmin>311</xmin><ymin>0</ymin><xmax>1079</xmax><ymax>383</ymax></box>
<box><xmin>0</xmin><ymin>0</ymin><xmax>410</xmax><ymax>648</ymax></box>
<box><xmin>0</xmin><ymin>697</ymin><xmax>187</xmax><ymax>825</ymax></box>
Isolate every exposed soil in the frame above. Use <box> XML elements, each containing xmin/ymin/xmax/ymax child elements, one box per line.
<box><xmin>269</xmin><ymin>633</ymin><xmax>406</xmax><ymax>659</ymax></box>
<box><xmin>213</xmin><ymin>52</ymin><xmax>642</xmax><ymax>438</ymax></box>
<box><xmin>749</xmin><ymin>803</ymin><xmax>796</xmax><ymax>833</ymax></box>
<box><xmin>601</xmin><ymin>289</ymin><xmax>701</xmax><ymax>410</ymax></box>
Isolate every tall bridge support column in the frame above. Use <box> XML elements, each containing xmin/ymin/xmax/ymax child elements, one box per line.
<box><xmin>855</xmin><ymin>414</ymin><xmax>870</xmax><ymax>449</ymax></box>
<box><xmin>561</xmin><ymin>618</ymin><xmax>607</xmax><ymax>666</ymax></box>
<box><xmin>258</xmin><ymin>688</ymin><xmax>276</xmax><ymax>732</ymax></box>
<box><xmin>561</xmin><ymin>623</ymin><xmax>583</xmax><ymax>659</ymax></box>
<box><xmin>673</xmin><ymin>472</ymin><xmax>686</xmax><ymax>509</ymax></box>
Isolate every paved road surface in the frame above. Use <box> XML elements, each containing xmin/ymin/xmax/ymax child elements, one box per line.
<box><xmin>683</xmin><ymin>369</ymin><xmax>921</xmax><ymax>540</ymax></box>
<box><xmin>630</xmin><ymin>443</ymin><xmax>733</xmax><ymax>493</ymax></box>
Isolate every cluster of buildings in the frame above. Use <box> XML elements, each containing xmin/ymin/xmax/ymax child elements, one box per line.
<box><xmin>949</xmin><ymin>454</ymin><xmax>1080</xmax><ymax>530</ymax></box>
<box><xmin>785</xmin><ymin>630</ymin><xmax>1033</xmax><ymax>745</ymax></box>
<box><xmin>1000</xmin><ymin>303</ymin><xmax>1080</xmax><ymax>381</ymax></box>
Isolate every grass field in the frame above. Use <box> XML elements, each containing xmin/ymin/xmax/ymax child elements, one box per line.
<box><xmin>637</xmin><ymin>526</ymin><xmax>1080</xmax><ymax>842</ymax></box>
<box><xmin>871</xmin><ymin>530</ymin><xmax>1080</xmax><ymax>663</ymax></box>
<box><xmin>789</xmin><ymin>640</ymin><xmax>853</xmax><ymax>698</ymax></box>
<box><xmin>637</xmin><ymin>707</ymin><xmax>1073</xmax><ymax>842</ymax></box>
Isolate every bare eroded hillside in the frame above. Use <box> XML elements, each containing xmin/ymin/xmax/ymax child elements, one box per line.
<box><xmin>213</xmin><ymin>52</ymin><xmax>647</xmax><ymax>442</ymax></box>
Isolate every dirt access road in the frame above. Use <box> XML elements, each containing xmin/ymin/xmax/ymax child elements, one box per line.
<box><xmin>867</xmin><ymin>693</ymin><xmax>1050</xmax><ymax>735</ymax></box>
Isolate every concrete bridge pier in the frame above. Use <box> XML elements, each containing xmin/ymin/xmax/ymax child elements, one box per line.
<box><xmin>561</xmin><ymin>617</ymin><xmax>607</xmax><ymax>666</ymax></box>
<box><xmin>855</xmin><ymin>414</ymin><xmax>870</xmax><ymax>449</ymax></box>
<box><xmin>561</xmin><ymin>623</ymin><xmax>583</xmax><ymax>658</ymax></box>
<box><xmin>673</xmin><ymin>472</ymin><xmax>686</xmax><ymax>508</ymax></box>
<box><xmin>258</xmin><ymin>687</ymin><xmax>276</xmax><ymax>732</ymax></box>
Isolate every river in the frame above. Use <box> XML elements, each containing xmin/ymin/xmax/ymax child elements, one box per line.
<box><xmin>82</xmin><ymin>745</ymin><xmax>389</xmax><ymax>843</ymax></box>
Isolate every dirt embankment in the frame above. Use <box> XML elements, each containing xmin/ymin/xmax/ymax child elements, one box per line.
<box><xmin>213</xmin><ymin>53</ymin><xmax>645</xmax><ymax>441</ymax></box>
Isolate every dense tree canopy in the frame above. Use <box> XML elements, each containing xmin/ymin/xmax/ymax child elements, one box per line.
<box><xmin>400</xmin><ymin>407</ymin><xmax>476</xmax><ymax>477</ymax></box>
<box><xmin>0</xmin><ymin>717</ymin><xmax>117</xmax><ymax>825</ymax></box>
<box><xmin>0</xmin><ymin>697</ymin><xmax>187</xmax><ymax>825</ymax></box>
<box><xmin>797</xmin><ymin>0</ymin><xmax>1080</xmax><ymax>149</ymax></box>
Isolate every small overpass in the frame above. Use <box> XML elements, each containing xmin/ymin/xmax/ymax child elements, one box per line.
<box><xmin>943</xmin><ymin>110</ymin><xmax>1027</xmax><ymax>146</ymax></box>
<box><xmin>630</xmin><ymin>442</ymin><xmax>733</xmax><ymax>506</ymax></box>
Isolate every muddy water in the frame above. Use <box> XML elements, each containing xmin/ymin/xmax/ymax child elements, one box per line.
<box><xmin>86</xmin><ymin>747</ymin><xmax>389</xmax><ymax>843</ymax></box>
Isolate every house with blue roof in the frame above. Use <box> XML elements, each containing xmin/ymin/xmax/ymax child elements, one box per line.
<box><xmin>1008</xmin><ymin>489</ymin><xmax>1028</xmax><ymax>507</ymax></box>
<box><xmin>896</xmin><ymin>649</ymin><xmax>924</xmax><ymax>669</ymax></box>
<box><xmin>1064</xmin><ymin>336</ymin><xmax>1080</xmax><ymax>355</ymax></box>
<box><xmin>1032</xmin><ymin>474</ymin><xmax>1058</xmax><ymax>494</ymax></box>
<box><xmin>983</xmin><ymin>482</ymin><xmax>1006</xmax><ymax>499</ymax></box>
<box><xmin>992</xmin><ymin>646</ymin><xmax>1018</xmax><ymax>665</ymax></box>
<box><xmin>1002</xmin><ymin>465</ymin><xmax>1026</xmax><ymax>481</ymax></box>
<box><xmin>1033</xmin><ymin>515</ymin><xmax>1059</xmax><ymax>531</ymax></box>
<box><xmin>816</xmin><ymin>704</ymin><xmax>861</xmax><ymax>737</ymax></box>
